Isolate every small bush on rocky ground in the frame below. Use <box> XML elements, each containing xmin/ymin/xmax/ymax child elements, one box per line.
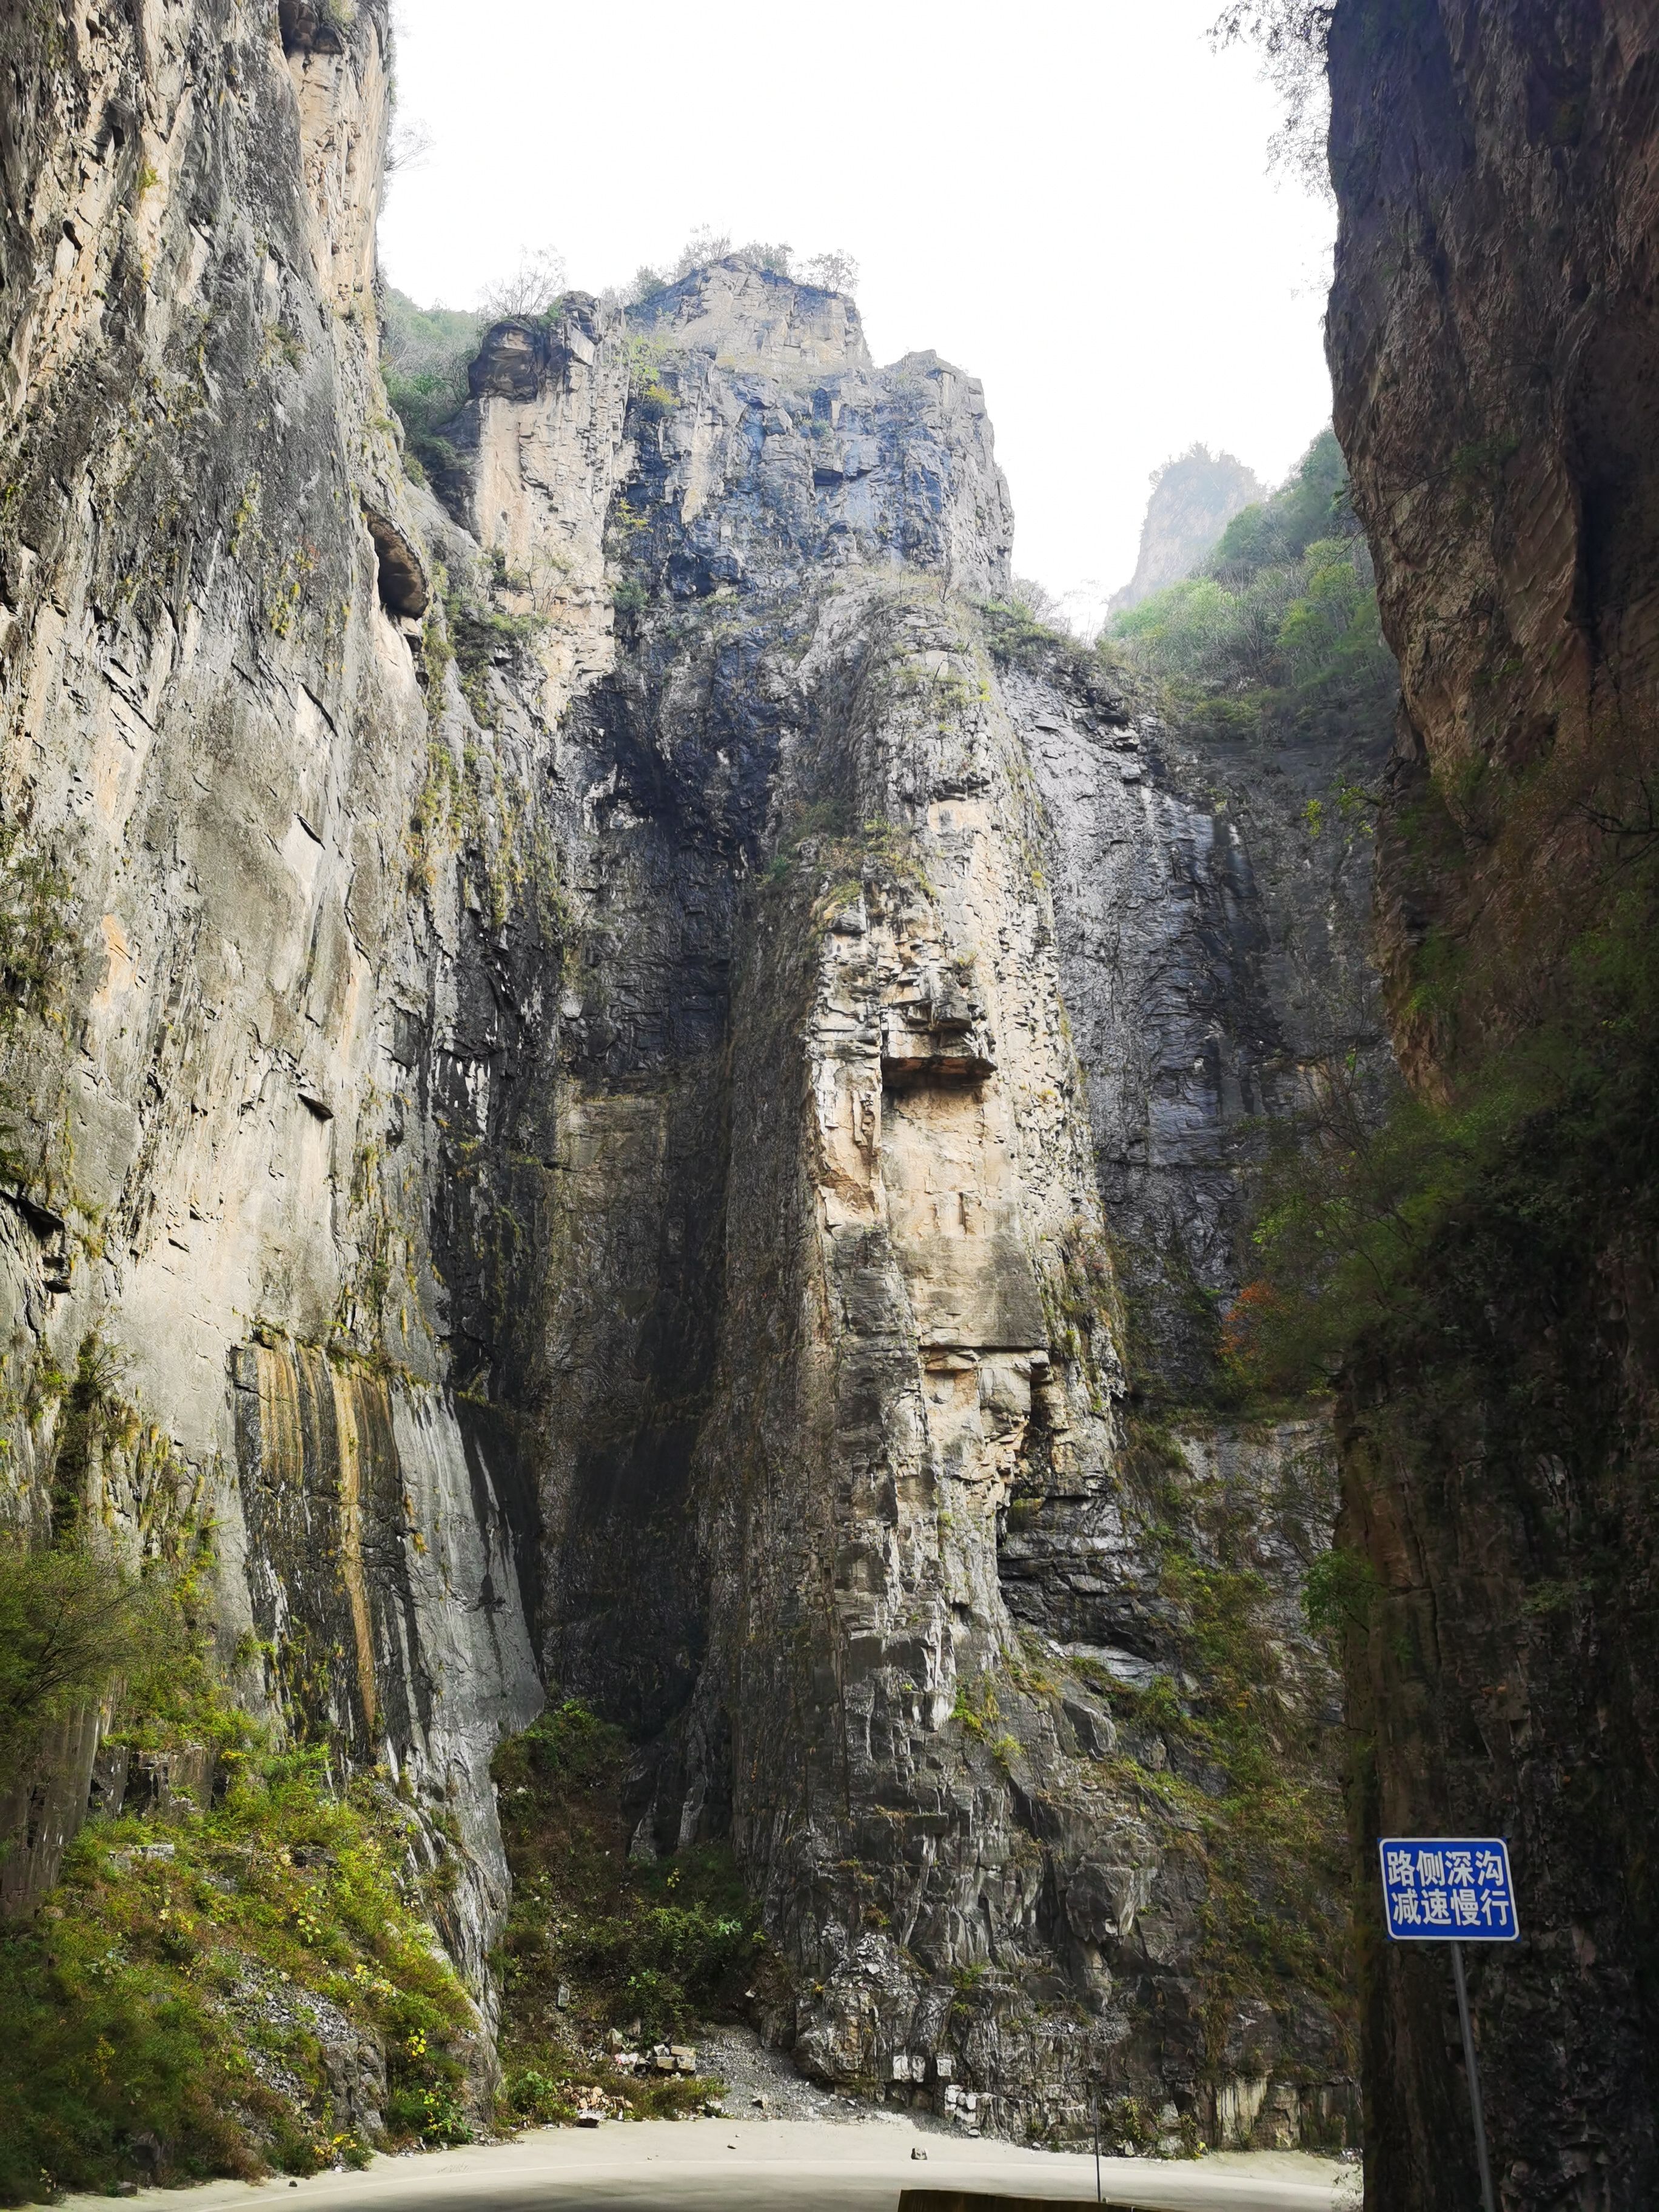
<box><xmin>976</xmin><ymin>593</ymin><xmax>1126</xmax><ymax>702</ymax></box>
<box><xmin>0</xmin><ymin>1743</ymin><xmax>477</xmax><ymax>2204</ymax></box>
<box><xmin>491</xmin><ymin>1697</ymin><xmax>767</xmax><ymax>2125</ymax></box>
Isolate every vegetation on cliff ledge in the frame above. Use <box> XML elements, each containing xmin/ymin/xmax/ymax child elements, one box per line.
<box><xmin>490</xmin><ymin>1698</ymin><xmax>765</xmax><ymax>2125</ymax></box>
<box><xmin>1106</xmin><ymin>429</ymin><xmax>1395</xmax><ymax>749</ymax></box>
<box><xmin>379</xmin><ymin>288</ymin><xmax>484</xmax><ymax>484</ymax></box>
<box><xmin>0</xmin><ymin>1740</ymin><xmax>479</xmax><ymax>2204</ymax></box>
<box><xmin>0</xmin><ymin>1493</ymin><xmax>480</xmax><ymax>2201</ymax></box>
<box><xmin>1228</xmin><ymin>848</ymin><xmax>1659</xmax><ymax>1404</ymax></box>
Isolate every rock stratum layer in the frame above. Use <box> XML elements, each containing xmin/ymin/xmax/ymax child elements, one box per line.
<box><xmin>1327</xmin><ymin>0</ymin><xmax>1659</xmax><ymax>2204</ymax></box>
<box><xmin>1</xmin><ymin>0</ymin><xmax>1387</xmax><ymax>2160</ymax></box>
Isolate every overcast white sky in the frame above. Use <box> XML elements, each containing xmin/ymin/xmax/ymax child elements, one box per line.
<box><xmin>379</xmin><ymin>0</ymin><xmax>1335</xmax><ymax>618</ymax></box>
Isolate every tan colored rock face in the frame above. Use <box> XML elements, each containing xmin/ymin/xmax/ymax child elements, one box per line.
<box><xmin>445</xmin><ymin>308</ymin><xmax>632</xmax><ymax>724</ymax></box>
<box><xmin>0</xmin><ymin>1</ymin><xmax>535</xmax><ymax>1980</ymax></box>
<box><xmin>0</xmin><ymin>7</ymin><xmax>1362</xmax><ymax>2136</ymax></box>
<box><xmin>763</xmin><ymin>582</ymin><xmax>1118</xmax><ymax>1666</ymax></box>
<box><xmin>634</xmin><ymin>258</ymin><xmax>874</xmax><ymax>373</ymax></box>
<box><xmin>672</xmin><ymin>574</ymin><xmax>1352</xmax><ymax>2130</ymax></box>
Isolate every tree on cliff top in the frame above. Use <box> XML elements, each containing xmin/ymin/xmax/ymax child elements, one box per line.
<box><xmin>1211</xmin><ymin>1</ymin><xmax>1334</xmax><ymax>192</ymax></box>
<box><xmin>380</xmin><ymin>289</ymin><xmax>486</xmax><ymax>480</ymax></box>
<box><xmin>477</xmin><ymin>244</ymin><xmax>566</xmax><ymax>321</ymax></box>
<box><xmin>628</xmin><ymin>233</ymin><xmax>860</xmax><ymax>306</ymax></box>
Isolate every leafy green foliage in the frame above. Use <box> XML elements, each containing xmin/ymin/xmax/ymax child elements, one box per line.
<box><xmin>0</xmin><ymin>1536</ymin><xmax>179</xmax><ymax>1769</ymax></box>
<box><xmin>0</xmin><ymin>1331</ymin><xmax>236</xmax><ymax>1769</ymax></box>
<box><xmin>0</xmin><ymin>816</ymin><xmax>72</xmax><ymax>1178</ymax></box>
<box><xmin>976</xmin><ymin>591</ymin><xmax>1116</xmax><ymax>692</ymax></box>
<box><xmin>1210</xmin><ymin>1</ymin><xmax>1335</xmax><ymax>189</ymax></box>
<box><xmin>950</xmin><ymin>1671</ymin><xmax>1000</xmax><ymax>1739</ymax></box>
<box><xmin>1227</xmin><ymin>857</ymin><xmax>1659</xmax><ymax>1400</ymax></box>
<box><xmin>379</xmin><ymin>289</ymin><xmax>484</xmax><ymax>483</ymax></box>
<box><xmin>736</xmin><ymin>240</ymin><xmax>794</xmax><ymax>278</ymax></box>
<box><xmin>435</xmin><ymin>568</ymin><xmax>546</xmax><ymax>731</ymax></box>
<box><xmin>491</xmin><ymin>1700</ymin><xmax>762</xmax><ymax>2122</ymax></box>
<box><xmin>0</xmin><ymin>1747</ymin><xmax>476</xmax><ymax>2202</ymax></box>
<box><xmin>0</xmin><ymin>820</ymin><xmax>68</xmax><ymax>1039</ymax></box>
<box><xmin>1165</xmin><ymin>1550</ymin><xmax>1350</xmax><ymax>2022</ymax></box>
<box><xmin>2</xmin><ymin>1476</ymin><xmax>477</xmax><ymax>2203</ymax></box>
<box><xmin>1107</xmin><ymin>430</ymin><xmax>1395</xmax><ymax>742</ymax></box>
<box><xmin>1302</xmin><ymin>1546</ymin><xmax>1381</xmax><ymax>1640</ymax></box>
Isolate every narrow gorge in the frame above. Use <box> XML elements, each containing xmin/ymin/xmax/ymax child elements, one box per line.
<box><xmin>14</xmin><ymin>2</ymin><xmax>1652</xmax><ymax>2207</ymax></box>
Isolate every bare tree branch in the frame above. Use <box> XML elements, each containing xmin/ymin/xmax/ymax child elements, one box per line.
<box><xmin>1210</xmin><ymin>1</ymin><xmax>1336</xmax><ymax>196</ymax></box>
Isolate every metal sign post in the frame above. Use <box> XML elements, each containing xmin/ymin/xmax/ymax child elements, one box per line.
<box><xmin>1450</xmin><ymin>1939</ymin><xmax>1497</xmax><ymax>2212</ymax></box>
<box><xmin>1379</xmin><ymin>1835</ymin><xmax>1518</xmax><ymax>2212</ymax></box>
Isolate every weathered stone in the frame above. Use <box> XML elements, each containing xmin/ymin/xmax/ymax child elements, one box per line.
<box><xmin>0</xmin><ymin>1</ymin><xmax>1384</xmax><ymax>2149</ymax></box>
<box><xmin>1326</xmin><ymin>2</ymin><xmax>1659</xmax><ymax>2206</ymax></box>
<box><xmin>1107</xmin><ymin>446</ymin><xmax>1268</xmax><ymax>615</ymax></box>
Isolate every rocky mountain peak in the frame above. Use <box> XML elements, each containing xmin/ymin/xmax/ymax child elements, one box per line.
<box><xmin>1109</xmin><ymin>443</ymin><xmax>1267</xmax><ymax>614</ymax></box>
<box><xmin>629</xmin><ymin>252</ymin><xmax>872</xmax><ymax>371</ymax></box>
<box><xmin>467</xmin><ymin>291</ymin><xmax>612</xmax><ymax>401</ymax></box>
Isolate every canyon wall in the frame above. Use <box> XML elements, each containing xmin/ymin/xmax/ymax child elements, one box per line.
<box><xmin>2</xmin><ymin>0</ymin><xmax>1390</xmax><ymax>2154</ymax></box>
<box><xmin>434</xmin><ymin>264</ymin><xmax>1378</xmax><ymax>2143</ymax></box>
<box><xmin>0</xmin><ymin>0</ymin><xmax>537</xmax><ymax>1997</ymax></box>
<box><xmin>1326</xmin><ymin>0</ymin><xmax>1659</xmax><ymax>2204</ymax></box>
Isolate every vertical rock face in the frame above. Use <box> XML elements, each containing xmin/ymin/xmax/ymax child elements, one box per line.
<box><xmin>1326</xmin><ymin>1</ymin><xmax>1659</xmax><ymax>2204</ymax></box>
<box><xmin>443</xmin><ymin>263</ymin><xmax>1367</xmax><ymax>2140</ymax></box>
<box><xmin>2</xmin><ymin>21</ymin><xmax>1384</xmax><ymax>2147</ymax></box>
<box><xmin>1329</xmin><ymin>0</ymin><xmax>1659</xmax><ymax>1074</ymax></box>
<box><xmin>0</xmin><ymin>0</ymin><xmax>537</xmax><ymax>1970</ymax></box>
<box><xmin>1029</xmin><ymin>681</ymin><xmax>1387</xmax><ymax>1394</ymax></box>
<box><xmin>1108</xmin><ymin>447</ymin><xmax>1268</xmax><ymax>615</ymax></box>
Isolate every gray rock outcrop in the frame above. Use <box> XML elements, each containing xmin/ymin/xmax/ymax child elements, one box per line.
<box><xmin>1108</xmin><ymin>447</ymin><xmax>1267</xmax><ymax>614</ymax></box>
<box><xmin>0</xmin><ymin>16</ymin><xmax>1390</xmax><ymax>2154</ymax></box>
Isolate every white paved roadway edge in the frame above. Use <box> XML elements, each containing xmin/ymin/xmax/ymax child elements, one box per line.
<box><xmin>59</xmin><ymin>2117</ymin><xmax>1364</xmax><ymax>2212</ymax></box>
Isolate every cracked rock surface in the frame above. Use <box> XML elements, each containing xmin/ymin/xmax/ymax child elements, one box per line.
<box><xmin>2</xmin><ymin>16</ymin><xmax>1389</xmax><ymax>2156</ymax></box>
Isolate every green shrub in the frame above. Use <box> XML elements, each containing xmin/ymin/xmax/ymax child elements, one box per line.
<box><xmin>0</xmin><ymin>1746</ymin><xmax>475</xmax><ymax>2202</ymax></box>
<box><xmin>1227</xmin><ymin>856</ymin><xmax>1659</xmax><ymax>1400</ymax></box>
<box><xmin>0</xmin><ymin>816</ymin><xmax>72</xmax><ymax>1178</ymax></box>
<box><xmin>0</xmin><ymin>1535</ymin><xmax>183</xmax><ymax>1769</ymax></box>
<box><xmin>1105</xmin><ymin>427</ymin><xmax>1395</xmax><ymax>737</ymax></box>
<box><xmin>379</xmin><ymin>289</ymin><xmax>484</xmax><ymax>479</ymax></box>
<box><xmin>490</xmin><ymin>1698</ymin><xmax>762</xmax><ymax>2119</ymax></box>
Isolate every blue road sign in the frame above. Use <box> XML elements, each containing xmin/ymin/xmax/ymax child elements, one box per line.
<box><xmin>1379</xmin><ymin>1837</ymin><xmax>1519</xmax><ymax>1942</ymax></box>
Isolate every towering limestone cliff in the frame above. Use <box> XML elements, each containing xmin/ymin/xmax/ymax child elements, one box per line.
<box><xmin>1323</xmin><ymin>0</ymin><xmax>1659</xmax><ymax>2204</ymax></box>
<box><xmin>0</xmin><ymin>0</ymin><xmax>1393</xmax><ymax>2182</ymax></box>
<box><xmin>401</xmin><ymin>260</ymin><xmax>1368</xmax><ymax>2150</ymax></box>
<box><xmin>1108</xmin><ymin>446</ymin><xmax>1267</xmax><ymax>615</ymax></box>
<box><xmin>0</xmin><ymin>0</ymin><xmax>540</xmax><ymax>2008</ymax></box>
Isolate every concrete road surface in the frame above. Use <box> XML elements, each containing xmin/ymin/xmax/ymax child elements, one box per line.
<box><xmin>62</xmin><ymin>2119</ymin><xmax>1362</xmax><ymax>2212</ymax></box>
